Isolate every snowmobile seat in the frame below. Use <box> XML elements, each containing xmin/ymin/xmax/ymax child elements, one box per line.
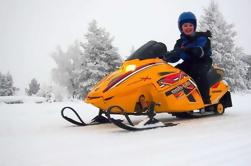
<box><xmin>207</xmin><ymin>67</ymin><xmax>224</xmax><ymax>87</ymax></box>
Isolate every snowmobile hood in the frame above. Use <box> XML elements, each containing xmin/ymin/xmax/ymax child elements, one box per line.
<box><xmin>85</xmin><ymin>58</ymin><xmax>166</xmax><ymax>102</ymax></box>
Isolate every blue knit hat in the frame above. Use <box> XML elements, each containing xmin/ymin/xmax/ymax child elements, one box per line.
<box><xmin>178</xmin><ymin>12</ymin><xmax>197</xmax><ymax>32</ymax></box>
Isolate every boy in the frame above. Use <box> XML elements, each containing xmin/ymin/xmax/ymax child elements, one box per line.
<box><xmin>164</xmin><ymin>12</ymin><xmax>212</xmax><ymax>104</ymax></box>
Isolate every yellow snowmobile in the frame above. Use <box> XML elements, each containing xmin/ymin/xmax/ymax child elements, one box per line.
<box><xmin>61</xmin><ymin>41</ymin><xmax>232</xmax><ymax>131</ymax></box>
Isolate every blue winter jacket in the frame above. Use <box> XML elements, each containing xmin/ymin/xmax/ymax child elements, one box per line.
<box><xmin>167</xmin><ymin>31</ymin><xmax>212</xmax><ymax>64</ymax></box>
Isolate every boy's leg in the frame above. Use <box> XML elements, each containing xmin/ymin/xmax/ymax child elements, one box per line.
<box><xmin>192</xmin><ymin>64</ymin><xmax>211</xmax><ymax>104</ymax></box>
<box><xmin>176</xmin><ymin>62</ymin><xmax>211</xmax><ymax>104</ymax></box>
<box><xmin>197</xmin><ymin>76</ymin><xmax>211</xmax><ymax>104</ymax></box>
<box><xmin>175</xmin><ymin>62</ymin><xmax>192</xmax><ymax>75</ymax></box>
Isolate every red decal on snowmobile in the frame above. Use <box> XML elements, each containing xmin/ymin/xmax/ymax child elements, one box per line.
<box><xmin>157</xmin><ymin>71</ymin><xmax>188</xmax><ymax>88</ymax></box>
<box><xmin>140</xmin><ymin>76</ymin><xmax>151</xmax><ymax>81</ymax></box>
<box><xmin>211</xmin><ymin>82</ymin><xmax>220</xmax><ymax>88</ymax></box>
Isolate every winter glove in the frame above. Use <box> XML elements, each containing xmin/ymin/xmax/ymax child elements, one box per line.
<box><xmin>163</xmin><ymin>50</ymin><xmax>181</xmax><ymax>63</ymax></box>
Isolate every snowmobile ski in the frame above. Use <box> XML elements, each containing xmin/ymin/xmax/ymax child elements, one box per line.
<box><xmin>106</xmin><ymin>104</ymin><xmax>178</xmax><ymax>131</ymax></box>
<box><xmin>61</xmin><ymin>107</ymin><xmax>110</xmax><ymax>126</ymax></box>
<box><xmin>108</xmin><ymin>116</ymin><xmax>177</xmax><ymax>131</ymax></box>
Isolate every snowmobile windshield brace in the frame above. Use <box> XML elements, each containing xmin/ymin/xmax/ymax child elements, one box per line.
<box><xmin>126</xmin><ymin>40</ymin><xmax>168</xmax><ymax>61</ymax></box>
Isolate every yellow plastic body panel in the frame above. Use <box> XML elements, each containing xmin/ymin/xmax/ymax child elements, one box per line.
<box><xmin>85</xmin><ymin>58</ymin><xmax>229</xmax><ymax>113</ymax></box>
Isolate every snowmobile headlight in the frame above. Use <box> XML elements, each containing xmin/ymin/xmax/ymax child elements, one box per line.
<box><xmin>125</xmin><ymin>64</ymin><xmax>136</xmax><ymax>72</ymax></box>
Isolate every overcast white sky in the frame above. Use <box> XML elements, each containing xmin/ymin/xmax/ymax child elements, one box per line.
<box><xmin>0</xmin><ymin>0</ymin><xmax>251</xmax><ymax>92</ymax></box>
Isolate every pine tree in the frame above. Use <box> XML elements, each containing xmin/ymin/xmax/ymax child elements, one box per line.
<box><xmin>0</xmin><ymin>72</ymin><xmax>16</xmax><ymax>96</ymax></box>
<box><xmin>37</xmin><ymin>84</ymin><xmax>56</xmax><ymax>102</ymax></box>
<box><xmin>78</xmin><ymin>20</ymin><xmax>122</xmax><ymax>97</ymax></box>
<box><xmin>199</xmin><ymin>1</ymin><xmax>249</xmax><ymax>91</ymax></box>
<box><xmin>51</xmin><ymin>41</ymin><xmax>82</xmax><ymax>97</ymax></box>
<box><xmin>242</xmin><ymin>55</ymin><xmax>251</xmax><ymax>89</ymax></box>
<box><xmin>25</xmin><ymin>78</ymin><xmax>40</xmax><ymax>96</ymax></box>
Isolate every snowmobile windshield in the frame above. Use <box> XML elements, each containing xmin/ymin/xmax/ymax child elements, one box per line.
<box><xmin>126</xmin><ymin>40</ymin><xmax>167</xmax><ymax>61</ymax></box>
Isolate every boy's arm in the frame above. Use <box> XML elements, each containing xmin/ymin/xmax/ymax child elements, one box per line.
<box><xmin>173</xmin><ymin>39</ymin><xmax>190</xmax><ymax>61</ymax></box>
<box><xmin>163</xmin><ymin>40</ymin><xmax>182</xmax><ymax>63</ymax></box>
<box><xmin>185</xmin><ymin>36</ymin><xmax>209</xmax><ymax>59</ymax></box>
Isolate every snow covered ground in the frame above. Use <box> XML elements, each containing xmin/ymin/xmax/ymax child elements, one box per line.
<box><xmin>0</xmin><ymin>96</ymin><xmax>46</xmax><ymax>104</ymax></box>
<box><xmin>0</xmin><ymin>93</ymin><xmax>251</xmax><ymax>166</ymax></box>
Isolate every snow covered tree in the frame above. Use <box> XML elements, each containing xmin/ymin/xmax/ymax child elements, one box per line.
<box><xmin>0</xmin><ymin>72</ymin><xmax>16</xmax><ymax>96</ymax></box>
<box><xmin>25</xmin><ymin>78</ymin><xmax>40</xmax><ymax>96</ymax></box>
<box><xmin>123</xmin><ymin>46</ymin><xmax>136</xmax><ymax>60</ymax></box>
<box><xmin>51</xmin><ymin>41</ymin><xmax>82</xmax><ymax>97</ymax></box>
<box><xmin>78</xmin><ymin>20</ymin><xmax>122</xmax><ymax>97</ymax></box>
<box><xmin>242</xmin><ymin>55</ymin><xmax>251</xmax><ymax>89</ymax></box>
<box><xmin>199</xmin><ymin>1</ymin><xmax>249</xmax><ymax>91</ymax></box>
<box><xmin>37</xmin><ymin>84</ymin><xmax>55</xmax><ymax>102</ymax></box>
<box><xmin>51</xmin><ymin>21</ymin><xmax>122</xmax><ymax>98</ymax></box>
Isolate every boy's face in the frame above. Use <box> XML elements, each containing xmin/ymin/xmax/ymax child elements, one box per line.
<box><xmin>181</xmin><ymin>23</ymin><xmax>195</xmax><ymax>35</ymax></box>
